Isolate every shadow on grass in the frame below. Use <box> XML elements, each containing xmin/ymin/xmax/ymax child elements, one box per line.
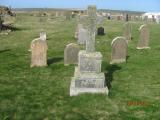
<box><xmin>0</xmin><ymin>49</ymin><xmax>11</xmax><ymax>53</ymax></box>
<box><xmin>47</xmin><ymin>57</ymin><xmax>63</xmax><ymax>65</ymax></box>
<box><xmin>2</xmin><ymin>25</ymin><xmax>29</xmax><ymax>31</ymax></box>
<box><xmin>105</xmin><ymin>64</ymin><xmax>121</xmax><ymax>89</ymax></box>
<box><xmin>126</xmin><ymin>55</ymin><xmax>130</xmax><ymax>62</ymax></box>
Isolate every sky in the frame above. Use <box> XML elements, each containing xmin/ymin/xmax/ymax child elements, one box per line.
<box><xmin>0</xmin><ymin>0</ymin><xmax>160</xmax><ymax>12</ymax></box>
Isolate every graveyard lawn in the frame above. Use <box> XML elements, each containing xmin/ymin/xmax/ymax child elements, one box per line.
<box><xmin>0</xmin><ymin>13</ymin><xmax>160</xmax><ymax>120</ymax></box>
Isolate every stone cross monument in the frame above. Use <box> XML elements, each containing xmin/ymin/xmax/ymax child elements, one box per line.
<box><xmin>70</xmin><ymin>5</ymin><xmax>109</xmax><ymax>96</ymax></box>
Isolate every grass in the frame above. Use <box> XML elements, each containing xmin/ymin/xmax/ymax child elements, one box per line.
<box><xmin>0</xmin><ymin>13</ymin><xmax>160</xmax><ymax>120</ymax></box>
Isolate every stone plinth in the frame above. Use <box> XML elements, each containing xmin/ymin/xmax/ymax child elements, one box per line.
<box><xmin>70</xmin><ymin>50</ymin><xmax>108</xmax><ymax>96</ymax></box>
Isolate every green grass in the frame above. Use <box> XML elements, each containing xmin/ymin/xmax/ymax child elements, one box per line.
<box><xmin>0</xmin><ymin>13</ymin><xmax>160</xmax><ymax>120</ymax></box>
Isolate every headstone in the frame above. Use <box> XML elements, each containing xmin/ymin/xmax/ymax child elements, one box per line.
<box><xmin>70</xmin><ymin>5</ymin><xmax>108</xmax><ymax>96</ymax></box>
<box><xmin>77</xmin><ymin>28</ymin><xmax>88</xmax><ymax>44</ymax></box>
<box><xmin>64</xmin><ymin>43</ymin><xmax>80</xmax><ymax>65</ymax></box>
<box><xmin>0</xmin><ymin>16</ymin><xmax>3</xmax><ymax>31</ymax></box>
<box><xmin>75</xmin><ymin>24</ymin><xmax>83</xmax><ymax>39</ymax></box>
<box><xmin>40</xmin><ymin>31</ymin><xmax>46</xmax><ymax>41</ymax></box>
<box><xmin>97</xmin><ymin>15</ymin><xmax>104</xmax><ymax>25</ymax></box>
<box><xmin>156</xmin><ymin>15</ymin><xmax>160</xmax><ymax>24</ymax></box>
<box><xmin>123</xmin><ymin>22</ymin><xmax>132</xmax><ymax>41</ymax></box>
<box><xmin>55</xmin><ymin>11</ymin><xmax>59</xmax><ymax>17</ymax></box>
<box><xmin>137</xmin><ymin>24</ymin><xmax>150</xmax><ymax>49</ymax></box>
<box><xmin>97</xmin><ymin>27</ymin><xmax>105</xmax><ymax>35</ymax></box>
<box><xmin>31</xmin><ymin>38</ymin><xmax>48</xmax><ymax>67</ymax></box>
<box><xmin>110</xmin><ymin>37</ymin><xmax>128</xmax><ymax>64</ymax></box>
<box><xmin>125</xmin><ymin>14</ymin><xmax>129</xmax><ymax>21</ymax></box>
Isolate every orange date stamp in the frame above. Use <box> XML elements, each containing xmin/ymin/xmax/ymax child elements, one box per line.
<box><xmin>127</xmin><ymin>101</ymin><xmax>150</xmax><ymax>106</ymax></box>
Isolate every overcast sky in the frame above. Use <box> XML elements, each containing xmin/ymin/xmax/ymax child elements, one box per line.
<box><xmin>0</xmin><ymin>0</ymin><xmax>160</xmax><ymax>12</ymax></box>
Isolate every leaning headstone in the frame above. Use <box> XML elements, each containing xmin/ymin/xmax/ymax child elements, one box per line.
<box><xmin>70</xmin><ymin>5</ymin><xmax>108</xmax><ymax>96</ymax></box>
<box><xmin>77</xmin><ymin>28</ymin><xmax>88</xmax><ymax>44</ymax></box>
<box><xmin>40</xmin><ymin>31</ymin><xmax>46</xmax><ymax>41</ymax></box>
<box><xmin>110</xmin><ymin>37</ymin><xmax>128</xmax><ymax>64</ymax></box>
<box><xmin>123</xmin><ymin>22</ymin><xmax>132</xmax><ymax>41</ymax></box>
<box><xmin>64</xmin><ymin>43</ymin><xmax>80</xmax><ymax>65</ymax></box>
<box><xmin>97</xmin><ymin>27</ymin><xmax>105</xmax><ymax>35</ymax></box>
<box><xmin>31</xmin><ymin>38</ymin><xmax>48</xmax><ymax>67</ymax></box>
<box><xmin>137</xmin><ymin>24</ymin><xmax>150</xmax><ymax>49</ymax></box>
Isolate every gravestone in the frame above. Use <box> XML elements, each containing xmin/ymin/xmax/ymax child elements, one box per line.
<box><xmin>110</xmin><ymin>37</ymin><xmax>128</xmax><ymax>64</ymax></box>
<box><xmin>78</xmin><ymin>28</ymin><xmax>88</xmax><ymax>44</ymax></box>
<box><xmin>40</xmin><ymin>31</ymin><xmax>46</xmax><ymax>41</ymax></box>
<box><xmin>70</xmin><ymin>5</ymin><xmax>108</xmax><ymax>96</ymax></box>
<box><xmin>137</xmin><ymin>24</ymin><xmax>150</xmax><ymax>49</ymax></box>
<box><xmin>125</xmin><ymin>14</ymin><xmax>129</xmax><ymax>21</ymax></box>
<box><xmin>75</xmin><ymin>24</ymin><xmax>83</xmax><ymax>39</ymax></box>
<box><xmin>64</xmin><ymin>43</ymin><xmax>80</xmax><ymax>65</ymax></box>
<box><xmin>0</xmin><ymin>16</ymin><xmax>2</xmax><ymax>31</ymax></box>
<box><xmin>97</xmin><ymin>27</ymin><xmax>105</xmax><ymax>35</ymax></box>
<box><xmin>156</xmin><ymin>15</ymin><xmax>160</xmax><ymax>24</ymax></box>
<box><xmin>97</xmin><ymin>15</ymin><xmax>104</xmax><ymax>25</ymax></box>
<box><xmin>123</xmin><ymin>22</ymin><xmax>132</xmax><ymax>41</ymax></box>
<box><xmin>31</xmin><ymin>38</ymin><xmax>48</xmax><ymax>67</ymax></box>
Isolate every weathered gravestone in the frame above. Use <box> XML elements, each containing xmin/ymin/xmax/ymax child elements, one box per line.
<box><xmin>75</xmin><ymin>23</ymin><xmax>83</xmax><ymax>39</ymax></box>
<box><xmin>78</xmin><ymin>28</ymin><xmax>88</xmax><ymax>44</ymax></box>
<box><xmin>123</xmin><ymin>22</ymin><xmax>132</xmax><ymax>41</ymax></box>
<box><xmin>64</xmin><ymin>43</ymin><xmax>80</xmax><ymax>65</ymax></box>
<box><xmin>70</xmin><ymin>5</ymin><xmax>108</xmax><ymax>96</ymax></box>
<box><xmin>156</xmin><ymin>15</ymin><xmax>160</xmax><ymax>24</ymax></box>
<box><xmin>31</xmin><ymin>38</ymin><xmax>48</xmax><ymax>67</ymax></box>
<box><xmin>125</xmin><ymin>14</ymin><xmax>129</xmax><ymax>21</ymax></box>
<box><xmin>40</xmin><ymin>31</ymin><xmax>46</xmax><ymax>41</ymax></box>
<box><xmin>0</xmin><ymin>16</ymin><xmax>2</xmax><ymax>31</ymax></box>
<box><xmin>110</xmin><ymin>37</ymin><xmax>128</xmax><ymax>64</ymax></box>
<box><xmin>97</xmin><ymin>27</ymin><xmax>105</xmax><ymax>35</ymax></box>
<box><xmin>137</xmin><ymin>24</ymin><xmax>150</xmax><ymax>49</ymax></box>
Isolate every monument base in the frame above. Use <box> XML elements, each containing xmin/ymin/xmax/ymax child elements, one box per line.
<box><xmin>110</xmin><ymin>59</ymin><xmax>126</xmax><ymax>64</ymax></box>
<box><xmin>70</xmin><ymin>67</ymin><xmax>109</xmax><ymax>96</ymax></box>
<box><xmin>136</xmin><ymin>47</ymin><xmax>150</xmax><ymax>49</ymax></box>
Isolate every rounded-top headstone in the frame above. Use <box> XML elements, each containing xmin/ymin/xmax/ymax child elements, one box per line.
<box><xmin>110</xmin><ymin>37</ymin><xmax>128</xmax><ymax>64</ymax></box>
<box><xmin>137</xmin><ymin>24</ymin><xmax>150</xmax><ymax>49</ymax></box>
<box><xmin>64</xmin><ymin>43</ymin><xmax>80</xmax><ymax>65</ymax></box>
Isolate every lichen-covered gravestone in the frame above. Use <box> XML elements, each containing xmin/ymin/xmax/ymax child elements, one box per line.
<box><xmin>31</xmin><ymin>38</ymin><xmax>48</xmax><ymax>67</ymax></box>
<box><xmin>64</xmin><ymin>43</ymin><xmax>80</xmax><ymax>65</ymax></box>
<box><xmin>123</xmin><ymin>22</ymin><xmax>132</xmax><ymax>41</ymax></box>
<box><xmin>70</xmin><ymin>5</ymin><xmax>108</xmax><ymax>96</ymax></box>
<box><xmin>137</xmin><ymin>24</ymin><xmax>150</xmax><ymax>49</ymax></box>
<box><xmin>110</xmin><ymin>37</ymin><xmax>128</xmax><ymax>64</ymax></box>
<box><xmin>78</xmin><ymin>28</ymin><xmax>88</xmax><ymax>44</ymax></box>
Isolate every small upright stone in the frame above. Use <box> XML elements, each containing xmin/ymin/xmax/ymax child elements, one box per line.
<box><xmin>123</xmin><ymin>22</ymin><xmax>132</xmax><ymax>41</ymax></box>
<box><xmin>97</xmin><ymin>27</ymin><xmax>105</xmax><ymax>35</ymax></box>
<box><xmin>31</xmin><ymin>38</ymin><xmax>48</xmax><ymax>67</ymax></box>
<box><xmin>64</xmin><ymin>43</ymin><xmax>80</xmax><ymax>65</ymax></box>
<box><xmin>110</xmin><ymin>37</ymin><xmax>128</xmax><ymax>64</ymax></box>
<box><xmin>137</xmin><ymin>24</ymin><xmax>150</xmax><ymax>49</ymax></box>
